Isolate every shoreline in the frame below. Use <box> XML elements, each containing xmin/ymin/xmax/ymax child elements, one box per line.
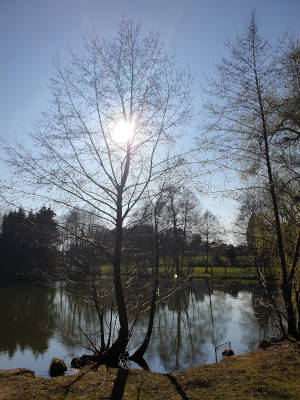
<box><xmin>1</xmin><ymin>339</ymin><xmax>299</xmax><ymax>399</ymax></box>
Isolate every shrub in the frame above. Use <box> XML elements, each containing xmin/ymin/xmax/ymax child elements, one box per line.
<box><xmin>49</xmin><ymin>358</ymin><xmax>67</xmax><ymax>377</ymax></box>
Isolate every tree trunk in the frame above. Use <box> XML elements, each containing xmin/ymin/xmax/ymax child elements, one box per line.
<box><xmin>205</xmin><ymin>230</ymin><xmax>209</xmax><ymax>273</ymax></box>
<box><xmin>110</xmin><ymin>188</ymin><xmax>129</xmax><ymax>356</ymax></box>
<box><xmin>130</xmin><ymin>208</ymin><xmax>160</xmax><ymax>363</ymax></box>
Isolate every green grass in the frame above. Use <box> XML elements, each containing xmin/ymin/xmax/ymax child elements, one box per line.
<box><xmin>191</xmin><ymin>266</ymin><xmax>257</xmax><ymax>279</ymax></box>
<box><xmin>80</xmin><ymin>253</ymin><xmax>298</xmax><ymax>282</ymax></box>
<box><xmin>91</xmin><ymin>263</ymin><xmax>259</xmax><ymax>280</ymax></box>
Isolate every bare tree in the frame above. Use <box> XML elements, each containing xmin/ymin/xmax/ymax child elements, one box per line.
<box><xmin>200</xmin><ymin>210</ymin><xmax>221</xmax><ymax>274</ymax></box>
<box><xmin>4</xmin><ymin>20</ymin><xmax>193</xmax><ymax>362</ymax></box>
<box><xmin>274</xmin><ymin>37</ymin><xmax>300</xmax><ymax>144</ymax></box>
<box><xmin>205</xmin><ymin>13</ymin><xmax>300</xmax><ymax>338</ymax></box>
<box><xmin>162</xmin><ymin>186</ymin><xmax>201</xmax><ymax>276</ymax></box>
<box><xmin>61</xmin><ymin>209</ymin><xmax>110</xmax><ymax>274</ymax></box>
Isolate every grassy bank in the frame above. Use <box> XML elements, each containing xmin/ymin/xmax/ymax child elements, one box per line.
<box><xmin>97</xmin><ymin>264</ymin><xmax>259</xmax><ymax>280</ymax></box>
<box><xmin>1</xmin><ymin>340</ymin><xmax>299</xmax><ymax>399</ymax></box>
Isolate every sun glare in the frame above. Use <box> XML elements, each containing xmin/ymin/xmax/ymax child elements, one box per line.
<box><xmin>111</xmin><ymin>119</ymin><xmax>135</xmax><ymax>143</ymax></box>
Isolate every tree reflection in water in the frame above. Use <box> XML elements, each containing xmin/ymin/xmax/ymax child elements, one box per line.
<box><xmin>0</xmin><ymin>282</ymin><xmax>57</xmax><ymax>358</ymax></box>
<box><xmin>0</xmin><ymin>279</ymin><xmax>280</xmax><ymax>375</ymax></box>
<box><xmin>136</xmin><ymin>279</ymin><xmax>234</xmax><ymax>372</ymax></box>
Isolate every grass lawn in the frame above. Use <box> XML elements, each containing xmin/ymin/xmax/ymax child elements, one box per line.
<box><xmin>81</xmin><ymin>252</ymin><xmax>298</xmax><ymax>281</ymax></box>
<box><xmin>95</xmin><ymin>263</ymin><xmax>261</xmax><ymax>280</ymax></box>
<box><xmin>191</xmin><ymin>266</ymin><xmax>258</xmax><ymax>279</ymax></box>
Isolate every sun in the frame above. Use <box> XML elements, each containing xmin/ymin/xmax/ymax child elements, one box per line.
<box><xmin>111</xmin><ymin>119</ymin><xmax>135</xmax><ymax>143</ymax></box>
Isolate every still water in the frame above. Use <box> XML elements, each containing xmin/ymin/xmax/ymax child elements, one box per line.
<box><xmin>0</xmin><ymin>279</ymin><xmax>277</xmax><ymax>377</ymax></box>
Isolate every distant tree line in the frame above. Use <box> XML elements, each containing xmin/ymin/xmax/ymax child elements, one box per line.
<box><xmin>59</xmin><ymin>185</ymin><xmax>244</xmax><ymax>277</ymax></box>
<box><xmin>0</xmin><ymin>201</ymin><xmax>241</xmax><ymax>279</ymax></box>
<box><xmin>0</xmin><ymin>206</ymin><xmax>59</xmax><ymax>277</ymax></box>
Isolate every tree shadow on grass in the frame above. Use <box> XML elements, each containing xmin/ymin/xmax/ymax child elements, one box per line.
<box><xmin>110</xmin><ymin>368</ymin><xmax>129</xmax><ymax>400</ymax></box>
<box><xmin>166</xmin><ymin>374</ymin><xmax>190</xmax><ymax>400</ymax></box>
<box><xmin>62</xmin><ymin>366</ymin><xmax>129</xmax><ymax>399</ymax></box>
<box><xmin>62</xmin><ymin>369</ymin><xmax>90</xmax><ymax>397</ymax></box>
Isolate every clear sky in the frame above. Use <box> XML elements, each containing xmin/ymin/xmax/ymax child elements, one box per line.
<box><xmin>0</xmin><ymin>0</ymin><xmax>299</xmax><ymax>229</ymax></box>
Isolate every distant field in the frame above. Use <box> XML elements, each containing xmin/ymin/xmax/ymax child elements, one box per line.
<box><xmin>92</xmin><ymin>251</ymin><xmax>299</xmax><ymax>281</ymax></box>
<box><xmin>92</xmin><ymin>258</ymin><xmax>259</xmax><ymax>280</ymax></box>
<box><xmin>5</xmin><ymin>254</ymin><xmax>295</xmax><ymax>282</ymax></box>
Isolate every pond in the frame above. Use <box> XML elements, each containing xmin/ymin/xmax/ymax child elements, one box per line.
<box><xmin>0</xmin><ymin>279</ymin><xmax>279</xmax><ymax>377</ymax></box>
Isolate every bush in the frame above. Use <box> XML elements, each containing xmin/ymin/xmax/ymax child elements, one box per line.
<box><xmin>49</xmin><ymin>358</ymin><xmax>67</xmax><ymax>377</ymax></box>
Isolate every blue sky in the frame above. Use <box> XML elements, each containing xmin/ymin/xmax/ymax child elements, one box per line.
<box><xmin>0</xmin><ymin>0</ymin><xmax>299</xmax><ymax>228</ymax></box>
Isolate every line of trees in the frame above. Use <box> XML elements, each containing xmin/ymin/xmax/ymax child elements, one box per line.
<box><xmin>61</xmin><ymin>186</ymin><xmax>226</xmax><ymax>276</ymax></box>
<box><xmin>0</xmin><ymin>206</ymin><xmax>59</xmax><ymax>276</ymax></box>
<box><xmin>0</xmin><ymin>198</ymin><xmax>230</xmax><ymax>280</ymax></box>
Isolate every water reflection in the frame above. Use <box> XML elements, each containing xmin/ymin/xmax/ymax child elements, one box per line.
<box><xmin>0</xmin><ymin>279</ymin><xmax>280</xmax><ymax>376</ymax></box>
<box><xmin>133</xmin><ymin>281</ymin><xmax>235</xmax><ymax>372</ymax></box>
<box><xmin>0</xmin><ymin>283</ymin><xmax>57</xmax><ymax>358</ymax></box>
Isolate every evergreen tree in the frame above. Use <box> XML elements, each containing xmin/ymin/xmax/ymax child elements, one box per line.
<box><xmin>0</xmin><ymin>206</ymin><xmax>59</xmax><ymax>277</ymax></box>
